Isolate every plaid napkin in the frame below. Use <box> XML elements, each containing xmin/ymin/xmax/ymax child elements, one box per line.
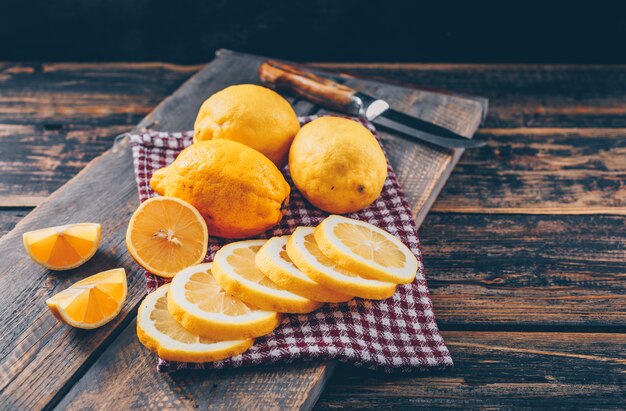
<box><xmin>129</xmin><ymin>115</ymin><xmax>452</xmax><ymax>372</ymax></box>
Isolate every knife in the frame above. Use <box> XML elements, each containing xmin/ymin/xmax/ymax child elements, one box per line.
<box><xmin>258</xmin><ymin>60</ymin><xmax>485</xmax><ymax>150</ymax></box>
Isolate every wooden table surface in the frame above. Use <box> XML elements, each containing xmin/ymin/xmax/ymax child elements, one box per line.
<box><xmin>1</xmin><ymin>61</ymin><xmax>625</xmax><ymax>409</ymax></box>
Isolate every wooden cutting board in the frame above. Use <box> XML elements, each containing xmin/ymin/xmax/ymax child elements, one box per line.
<box><xmin>0</xmin><ymin>49</ymin><xmax>487</xmax><ymax>410</ymax></box>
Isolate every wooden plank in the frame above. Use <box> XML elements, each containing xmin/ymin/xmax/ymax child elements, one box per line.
<box><xmin>7</xmin><ymin>62</ymin><xmax>626</xmax><ymax>210</ymax></box>
<box><xmin>49</xmin><ymin>50</ymin><xmax>484</xmax><ymax>409</ymax></box>
<box><xmin>432</xmin><ymin>128</ymin><xmax>626</xmax><ymax>214</ymax></box>
<box><xmin>0</xmin><ymin>61</ymin><xmax>216</xmax><ymax>410</ymax></box>
<box><xmin>0</xmin><ymin>208</ymin><xmax>30</xmax><ymax>237</ymax></box>
<box><xmin>315</xmin><ymin>331</ymin><xmax>626</xmax><ymax>409</ymax></box>
<box><xmin>312</xmin><ymin>63</ymin><xmax>626</xmax><ymax>128</ymax></box>
<box><xmin>0</xmin><ymin>62</ymin><xmax>198</xmax><ymax>206</ymax></box>
<box><xmin>420</xmin><ymin>213</ymin><xmax>626</xmax><ymax>327</ymax></box>
<box><xmin>55</xmin><ymin>319</ymin><xmax>335</xmax><ymax>411</ymax></box>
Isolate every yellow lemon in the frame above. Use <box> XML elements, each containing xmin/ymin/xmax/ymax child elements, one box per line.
<box><xmin>126</xmin><ymin>196</ymin><xmax>208</xmax><ymax>278</ymax></box>
<box><xmin>314</xmin><ymin>215</ymin><xmax>418</xmax><ymax>284</ymax></box>
<box><xmin>137</xmin><ymin>284</ymin><xmax>254</xmax><ymax>363</ymax></box>
<box><xmin>150</xmin><ymin>140</ymin><xmax>290</xmax><ymax>239</ymax></box>
<box><xmin>23</xmin><ymin>223</ymin><xmax>101</xmax><ymax>270</ymax></box>
<box><xmin>46</xmin><ymin>268</ymin><xmax>127</xmax><ymax>329</ymax></box>
<box><xmin>168</xmin><ymin>263</ymin><xmax>282</xmax><ymax>340</ymax></box>
<box><xmin>286</xmin><ymin>227</ymin><xmax>396</xmax><ymax>300</ymax></box>
<box><xmin>194</xmin><ymin>84</ymin><xmax>300</xmax><ymax>168</ymax></box>
<box><xmin>255</xmin><ymin>236</ymin><xmax>352</xmax><ymax>303</ymax></box>
<box><xmin>212</xmin><ymin>240</ymin><xmax>323</xmax><ymax>313</ymax></box>
<box><xmin>289</xmin><ymin>117</ymin><xmax>387</xmax><ymax>214</ymax></box>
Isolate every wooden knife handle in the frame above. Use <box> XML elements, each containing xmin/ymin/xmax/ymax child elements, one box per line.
<box><xmin>259</xmin><ymin>60</ymin><xmax>362</xmax><ymax>115</ymax></box>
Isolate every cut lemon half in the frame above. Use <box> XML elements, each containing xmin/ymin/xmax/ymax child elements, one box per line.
<box><xmin>126</xmin><ymin>196</ymin><xmax>208</xmax><ymax>278</ymax></box>
<box><xmin>255</xmin><ymin>236</ymin><xmax>352</xmax><ymax>303</ymax></box>
<box><xmin>23</xmin><ymin>223</ymin><xmax>101</xmax><ymax>270</ymax></box>
<box><xmin>286</xmin><ymin>227</ymin><xmax>396</xmax><ymax>300</ymax></box>
<box><xmin>212</xmin><ymin>240</ymin><xmax>323</xmax><ymax>314</ymax></box>
<box><xmin>168</xmin><ymin>263</ymin><xmax>281</xmax><ymax>340</ymax></box>
<box><xmin>314</xmin><ymin>215</ymin><xmax>418</xmax><ymax>284</ymax></box>
<box><xmin>137</xmin><ymin>284</ymin><xmax>253</xmax><ymax>363</ymax></box>
<box><xmin>46</xmin><ymin>268</ymin><xmax>127</xmax><ymax>329</ymax></box>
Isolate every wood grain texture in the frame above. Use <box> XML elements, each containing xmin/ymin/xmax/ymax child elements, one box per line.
<box><xmin>432</xmin><ymin>128</ymin><xmax>626</xmax><ymax>214</ymax></box>
<box><xmin>0</xmin><ymin>208</ymin><xmax>30</xmax><ymax>237</ymax></box>
<box><xmin>420</xmin><ymin>213</ymin><xmax>626</xmax><ymax>327</ymax></box>
<box><xmin>316</xmin><ymin>331</ymin><xmax>626</xmax><ymax>409</ymax></box>
<box><xmin>0</xmin><ymin>62</ymin><xmax>198</xmax><ymax>206</ymax></box>
<box><xmin>43</xmin><ymin>50</ymin><xmax>484</xmax><ymax>410</ymax></box>
<box><xmin>56</xmin><ymin>319</ymin><xmax>335</xmax><ymax>411</ymax></box>
<box><xmin>5</xmin><ymin>58</ymin><xmax>625</xmax><ymax>410</ymax></box>
<box><xmin>312</xmin><ymin>63</ymin><xmax>626</xmax><ymax>128</ymax></box>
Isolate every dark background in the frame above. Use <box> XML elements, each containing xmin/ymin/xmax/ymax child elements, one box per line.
<box><xmin>1</xmin><ymin>0</ymin><xmax>625</xmax><ymax>63</ymax></box>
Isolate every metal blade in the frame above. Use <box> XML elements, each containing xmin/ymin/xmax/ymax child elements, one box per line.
<box><xmin>382</xmin><ymin>108</ymin><xmax>469</xmax><ymax>140</ymax></box>
<box><xmin>372</xmin><ymin>115</ymin><xmax>486</xmax><ymax>149</ymax></box>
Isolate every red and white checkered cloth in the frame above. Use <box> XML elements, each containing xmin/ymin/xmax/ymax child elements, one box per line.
<box><xmin>129</xmin><ymin>115</ymin><xmax>452</xmax><ymax>372</ymax></box>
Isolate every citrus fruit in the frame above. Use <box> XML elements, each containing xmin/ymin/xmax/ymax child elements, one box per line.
<box><xmin>314</xmin><ymin>215</ymin><xmax>418</xmax><ymax>284</ymax></box>
<box><xmin>212</xmin><ymin>240</ymin><xmax>323</xmax><ymax>313</ymax></box>
<box><xmin>194</xmin><ymin>84</ymin><xmax>300</xmax><ymax>168</ymax></box>
<box><xmin>126</xmin><ymin>196</ymin><xmax>208</xmax><ymax>278</ymax></box>
<box><xmin>286</xmin><ymin>227</ymin><xmax>396</xmax><ymax>300</ymax></box>
<box><xmin>137</xmin><ymin>284</ymin><xmax>254</xmax><ymax>363</ymax></box>
<box><xmin>150</xmin><ymin>140</ymin><xmax>290</xmax><ymax>239</ymax></box>
<box><xmin>46</xmin><ymin>268</ymin><xmax>127</xmax><ymax>329</ymax></box>
<box><xmin>168</xmin><ymin>263</ymin><xmax>282</xmax><ymax>340</ymax></box>
<box><xmin>289</xmin><ymin>117</ymin><xmax>387</xmax><ymax>214</ymax></box>
<box><xmin>255</xmin><ymin>236</ymin><xmax>352</xmax><ymax>303</ymax></box>
<box><xmin>23</xmin><ymin>223</ymin><xmax>101</xmax><ymax>270</ymax></box>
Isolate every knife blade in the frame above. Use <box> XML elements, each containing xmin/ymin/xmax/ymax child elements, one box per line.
<box><xmin>258</xmin><ymin>60</ymin><xmax>486</xmax><ymax>150</ymax></box>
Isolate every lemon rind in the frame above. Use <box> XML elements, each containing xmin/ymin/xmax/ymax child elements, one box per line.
<box><xmin>23</xmin><ymin>223</ymin><xmax>102</xmax><ymax>271</ymax></box>
<box><xmin>255</xmin><ymin>236</ymin><xmax>352</xmax><ymax>303</ymax></box>
<box><xmin>137</xmin><ymin>284</ymin><xmax>254</xmax><ymax>363</ymax></box>
<box><xmin>213</xmin><ymin>240</ymin><xmax>323</xmax><ymax>314</ymax></box>
<box><xmin>286</xmin><ymin>227</ymin><xmax>396</xmax><ymax>300</ymax></box>
<box><xmin>315</xmin><ymin>215</ymin><xmax>418</xmax><ymax>284</ymax></box>
<box><xmin>168</xmin><ymin>263</ymin><xmax>282</xmax><ymax>340</ymax></box>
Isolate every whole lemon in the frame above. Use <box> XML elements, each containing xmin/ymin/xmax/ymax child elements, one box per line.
<box><xmin>289</xmin><ymin>117</ymin><xmax>387</xmax><ymax>214</ymax></box>
<box><xmin>193</xmin><ymin>84</ymin><xmax>300</xmax><ymax>168</ymax></box>
<box><xmin>150</xmin><ymin>140</ymin><xmax>290</xmax><ymax>239</ymax></box>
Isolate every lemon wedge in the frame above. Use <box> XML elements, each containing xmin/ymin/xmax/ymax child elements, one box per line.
<box><xmin>46</xmin><ymin>268</ymin><xmax>127</xmax><ymax>329</ymax></box>
<box><xmin>23</xmin><ymin>223</ymin><xmax>101</xmax><ymax>270</ymax></box>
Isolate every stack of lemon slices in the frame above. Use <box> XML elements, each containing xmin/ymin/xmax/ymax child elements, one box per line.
<box><xmin>133</xmin><ymin>205</ymin><xmax>418</xmax><ymax>364</ymax></box>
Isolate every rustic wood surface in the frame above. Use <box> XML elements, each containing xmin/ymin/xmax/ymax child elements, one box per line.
<box><xmin>1</xmin><ymin>55</ymin><xmax>625</xmax><ymax>409</ymax></box>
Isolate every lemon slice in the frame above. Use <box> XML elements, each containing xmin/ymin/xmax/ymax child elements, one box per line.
<box><xmin>255</xmin><ymin>236</ymin><xmax>352</xmax><ymax>303</ymax></box>
<box><xmin>168</xmin><ymin>263</ymin><xmax>282</xmax><ymax>340</ymax></box>
<box><xmin>126</xmin><ymin>196</ymin><xmax>208</xmax><ymax>278</ymax></box>
<box><xmin>314</xmin><ymin>215</ymin><xmax>418</xmax><ymax>284</ymax></box>
<box><xmin>137</xmin><ymin>284</ymin><xmax>254</xmax><ymax>363</ymax></box>
<box><xmin>212</xmin><ymin>240</ymin><xmax>323</xmax><ymax>313</ymax></box>
<box><xmin>23</xmin><ymin>223</ymin><xmax>101</xmax><ymax>270</ymax></box>
<box><xmin>286</xmin><ymin>227</ymin><xmax>396</xmax><ymax>300</ymax></box>
<box><xmin>46</xmin><ymin>268</ymin><xmax>127</xmax><ymax>329</ymax></box>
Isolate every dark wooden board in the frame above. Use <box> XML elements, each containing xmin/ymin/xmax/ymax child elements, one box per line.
<box><xmin>313</xmin><ymin>63</ymin><xmax>626</xmax><ymax>129</ymax></box>
<box><xmin>0</xmin><ymin>62</ymin><xmax>199</xmax><ymax>207</ymax></box>
<box><xmin>5</xmin><ymin>62</ymin><xmax>626</xmax><ymax>214</ymax></box>
<box><xmin>0</xmin><ymin>50</ymin><xmax>484</xmax><ymax>409</ymax></box>
<box><xmin>433</xmin><ymin>128</ymin><xmax>626</xmax><ymax>215</ymax></box>
<box><xmin>0</xmin><ymin>208</ymin><xmax>30</xmax><ymax>237</ymax></box>
<box><xmin>4</xmin><ymin>58</ymin><xmax>624</xmax><ymax>410</ymax></box>
<box><xmin>316</xmin><ymin>331</ymin><xmax>626</xmax><ymax>409</ymax></box>
<box><xmin>421</xmin><ymin>213</ymin><xmax>626</xmax><ymax>327</ymax></box>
